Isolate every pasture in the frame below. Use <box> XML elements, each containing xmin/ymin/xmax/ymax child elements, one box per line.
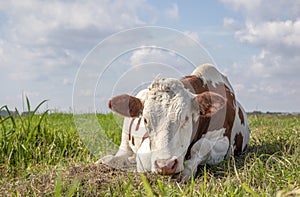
<box><xmin>0</xmin><ymin>102</ymin><xmax>299</xmax><ymax>196</ymax></box>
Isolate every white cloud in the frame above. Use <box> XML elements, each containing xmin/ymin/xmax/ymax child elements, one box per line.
<box><xmin>129</xmin><ymin>45</ymin><xmax>180</xmax><ymax>66</ymax></box>
<box><xmin>221</xmin><ymin>0</ymin><xmax>261</xmax><ymax>12</ymax></box>
<box><xmin>220</xmin><ymin>0</ymin><xmax>300</xmax><ymax>111</ymax></box>
<box><xmin>236</xmin><ymin>20</ymin><xmax>300</xmax><ymax>50</ymax></box>
<box><xmin>0</xmin><ymin>39</ymin><xmax>73</xmax><ymax>81</ymax></box>
<box><xmin>221</xmin><ymin>0</ymin><xmax>300</xmax><ymax>21</ymax></box>
<box><xmin>225</xmin><ymin>48</ymin><xmax>300</xmax><ymax>111</ymax></box>
<box><xmin>183</xmin><ymin>31</ymin><xmax>200</xmax><ymax>42</ymax></box>
<box><xmin>165</xmin><ymin>3</ymin><xmax>179</xmax><ymax>20</ymax></box>
<box><xmin>0</xmin><ymin>0</ymin><xmax>157</xmax><ymax>83</ymax></box>
<box><xmin>172</xmin><ymin>31</ymin><xmax>202</xmax><ymax>49</ymax></box>
<box><xmin>223</xmin><ymin>17</ymin><xmax>240</xmax><ymax>30</ymax></box>
<box><xmin>0</xmin><ymin>0</ymin><xmax>152</xmax><ymax>48</ymax></box>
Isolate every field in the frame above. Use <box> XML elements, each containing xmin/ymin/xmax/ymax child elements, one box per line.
<box><xmin>0</xmin><ymin>102</ymin><xmax>299</xmax><ymax>196</ymax></box>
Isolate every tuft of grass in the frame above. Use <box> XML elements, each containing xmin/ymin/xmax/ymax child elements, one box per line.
<box><xmin>0</xmin><ymin>99</ymin><xmax>92</xmax><ymax>178</ymax></box>
<box><xmin>0</xmin><ymin>98</ymin><xmax>50</xmax><ymax>172</ymax></box>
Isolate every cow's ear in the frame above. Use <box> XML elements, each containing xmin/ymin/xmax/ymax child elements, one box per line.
<box><xmin>108</xmin><ymin>94</ymin><xmax>143</xmax><ymax>117</ymax></box>
<box><xmin>193</xmin><ymin>92</ymin><xmax>226</xmax><ymax>116</ymax></box>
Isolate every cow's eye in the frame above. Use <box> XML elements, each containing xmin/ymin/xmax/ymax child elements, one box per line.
<box><xmin>144</xmin><ymin>118</ymin><xmax>152</xmax><ymax>132</ymax></box>
<box><xmin>144</xmin><ymin>118</ymin><xmax>148</xmax><ymax>125</ymax></box>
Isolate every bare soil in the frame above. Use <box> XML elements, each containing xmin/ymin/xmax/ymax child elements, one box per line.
<box><xmin>1</xmin><ymin>163</ymin><xmax>166</xmax><ymax>196</ymax></box>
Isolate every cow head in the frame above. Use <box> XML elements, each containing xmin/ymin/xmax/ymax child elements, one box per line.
<box><xmin>109</xmin><ymin>78</ymin><xmax>226</xmax><ymax>175</ymax></box>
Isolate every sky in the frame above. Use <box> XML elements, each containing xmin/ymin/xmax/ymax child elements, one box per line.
<box><xmin>0</xmin><ymin>0</ymin><xmax>299</xmax><ymax>113</ymax></box>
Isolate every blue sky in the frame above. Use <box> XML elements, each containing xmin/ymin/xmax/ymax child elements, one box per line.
<box><xmin>0</xmin><ymin>0</ymin><xmax>299</xmax><ymax>113</ymax></box>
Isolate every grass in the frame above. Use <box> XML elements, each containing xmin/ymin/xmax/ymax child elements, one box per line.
<box><xmin>0</xmin><ymin>100</ymin><xmax>299</xmax><ymax>196</ymax></box>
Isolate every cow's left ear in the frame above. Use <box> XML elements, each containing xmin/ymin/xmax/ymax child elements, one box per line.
<box><xmin>193</xmin><ymin>92</ymin><xmax>226</xmax><ymax>116</ymax></box>
<box><xmin>108</xmin><ymin>94</ymin><xmax>143</xmax><ymax>118</ymax></box>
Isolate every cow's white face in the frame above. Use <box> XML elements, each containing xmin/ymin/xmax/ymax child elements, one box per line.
<box><xmin>142</xmin><ymin>78</ymin><xmax>199</xmax><ymax>174</ymax></box>
<box><xmin>108</xmin><ymin>78</ymin><xmax>226</xmax><ymax>175</ymax></box>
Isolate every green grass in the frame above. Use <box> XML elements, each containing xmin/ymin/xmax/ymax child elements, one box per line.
<box><xmin>0</xmin><ymin>101</ymin><xmax>299</xmax><ymax>196</ymax></box>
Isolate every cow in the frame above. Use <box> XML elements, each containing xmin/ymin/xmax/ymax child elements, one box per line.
<box><xmin>97</xmin><ymin>64</ymin><xmax>250</xmax><ymax>180</ymax></box>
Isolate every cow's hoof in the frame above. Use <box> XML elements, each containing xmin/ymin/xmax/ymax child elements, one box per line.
<box><xmin>95</xmin><ymin>154</ymin><xmax>114</xmax><ymax>164</ymax></box>
<box><xmin>96</xmin><ymin>155</ymin><xmax>137</xmax><ymax>171</ymax></box>
<box><xmin>172</xmin><ymin>173</ymin><xmax>191</xmax><ymax>183</ymax></box>
<box><xmin>172</xmin><ymin>168</ymin><xmax>194</xmax><ymax>182</ymax></box>
<box><xmin>128</xmin><ymin>155</ymin><xmax>136</xmax><ymax>163</ymax></box>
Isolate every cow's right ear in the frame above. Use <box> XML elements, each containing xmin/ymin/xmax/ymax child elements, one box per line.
<box><xmin>108</xmin><ymin>94</ymin><xmax>143</xmax><ymax>118</ymax></box>
<box><xmin>193</xmin><ymin>91</ymin><xmax>226</xmax><ymax>117</ymax></box>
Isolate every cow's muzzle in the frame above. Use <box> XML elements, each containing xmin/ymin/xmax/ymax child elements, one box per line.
<box><xmin>154</xmin><ymin>158</ymin><xmax>178</xmax><ymax>175</ymax></box>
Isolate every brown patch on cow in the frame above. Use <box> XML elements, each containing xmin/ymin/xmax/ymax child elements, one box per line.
<box><xmin>138</xmin><ymin>132</ymin><xmax>149</xmax><ymax>148</ymax></box>
<box><xmin>234</xmin><ymin>133</ymin><xmax>243</xmax><ymax>155</ymax></box>
<box><xmin>203</xmin><ymin>81</ymin><xmax>236</xmax><ymax>143</ymax></box>
<box><xmin>183</xmin><ymin>75</ymin><xmax>237</xmax><ymax>160</ymax></box>
<box><xmin>180</xmin><ymin>75</ymin><xmax>207</xmax><ymax>94</ymax></box>
<box><xmin>238</xmin><ymin>107</ymin><xmax>245</xmax><ymax>125</ymax></box>
<box><xmin>131</xmin><ymin>136</ymin><xmax>135</xmax><ymax>146</ymax></box>
<box><xmin>128</xmin><ymin>118</ymin><xmax>135</xmax><ymax>140</ymax></box>
<box><xmin>221</xmin><ymin>85</ymin><xmax>236</xmax><ymax>141</ymax></box>
<box><xmin>109</xmin><ymin>94</ymin><xmax>143</xmax><ymax>117</ymax></box>
<box><xmin>141</xmin><ymin>133</ymin><xmax>149</xmax><ymax>144</ymax></box>
<box><xmin>185</xmin><ymin>115</ymin><xmax>211</xmax><ymax>160</ymax></box>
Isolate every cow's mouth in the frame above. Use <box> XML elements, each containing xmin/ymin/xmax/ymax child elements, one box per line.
<box><xmin>154</xmin><ymin>158</ymin><xmax>178</xmax><ymax>175</ymax></box>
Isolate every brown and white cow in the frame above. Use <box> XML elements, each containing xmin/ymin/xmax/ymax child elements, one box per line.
<box><xmin>97</xmin><ymin>64</ymin><xmax>250</xmax><ymax>180</ymax></box>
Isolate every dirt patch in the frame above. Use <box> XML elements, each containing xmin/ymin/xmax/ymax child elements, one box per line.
<box><xmin>0</xmin><ymin>163</ymin><xmax>166</xmax><ymax>196</ymax></box>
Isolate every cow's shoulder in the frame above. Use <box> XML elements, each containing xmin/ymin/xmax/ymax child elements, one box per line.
<box><xmin>191</xmin><ymin>64</ymin><xmax>234</xmax><ymax>93</ymax></box>
<box><xmin>180</xmin><ymin>75</ymin><xmax>207</xmax><ymax>94</ymax></box>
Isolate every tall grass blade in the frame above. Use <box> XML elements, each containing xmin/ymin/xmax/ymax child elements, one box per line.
<box><xmin>141</xmin><ymin>174</ymin><xmax>156</xmax><ymax>197</ymax></box>
<box><xmin>55</xmin><ymin>170</ymin><xmax>63</xmax><ymax>197</ymax></box>
<box><xmin>14</xmin><ymin>107</ymin><xmax>26</xmax><ymax>132</ymax></box>
<box><xmin>242</xmin><ymin>183</ymin><xmax>260</xmax><ymax>197</ymax></box>
<box><xmin>66</xmin><ymin>178</ymin><xmax>80</xmax><ymax>197</ymax></box>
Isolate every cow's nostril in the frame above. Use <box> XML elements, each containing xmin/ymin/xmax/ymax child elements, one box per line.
<box><xmin>171</xmin><ymin>159</ymin><xmax>178</xmax><ymax>169</ymax></box>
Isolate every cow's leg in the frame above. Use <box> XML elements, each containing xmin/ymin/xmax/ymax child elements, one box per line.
<box><xmin>96</xmin><ymin>119</ymin><xmax>136</xmax><ymax>170</ymax></box>
<box><xmin>178</xmin><ymin>133</ymin><xmax>229</xmax><ymax>180</ymax></box>
<box><xmin>136</xmin><ymin>138</ymin><xmax>152</xmax><ymax>172</ymax></box>
<box><xmin>96</xmin><ymin>147</ymin><xmax>136</xmax><ymax>171</ymax></box>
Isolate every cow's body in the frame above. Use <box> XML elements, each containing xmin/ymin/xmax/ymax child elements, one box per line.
<box><xmin>97</xmin><ymin>64</ymin><xmax>250</xmax><ymax>180</ymax></box>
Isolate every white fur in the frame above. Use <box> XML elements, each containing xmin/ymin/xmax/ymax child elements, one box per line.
<box><xmin>182</xmin><ymin>128</ymin><xmax>229</xmax><ymax>178</ymax></box>
<box><xmin>136</xmin><ymin>138</ymin><xmax>151</xmax><ymax>172</ymax></box>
